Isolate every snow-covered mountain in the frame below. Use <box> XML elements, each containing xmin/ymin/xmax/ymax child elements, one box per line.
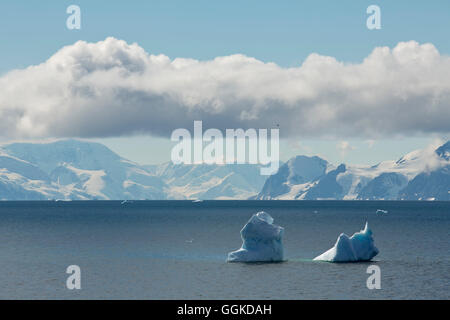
<box><xmin>397</xmin><ymin>142</ymin><xmax>450</xmax><ymax>200</ymax></box>
<box><xmin>256</xmin><ymin>156</ymin><xmax>330</xmax><ymax>199</ymax></box>
<box><xmin>256</xmin><ymin>141</ymin><xmax>450</xmax><ymax>200</ymax></box>
<box><xmin>0</xmin><ymin>139</ymin><xmax>448</xmax><ymax>200</ymax></box>
<box><xmin>0</xmin><ymin>140</ymin><xmax>167</xmax><ymax>200</ymax></box>
<box><xmin>0</xmin><ymin>139</ymin><xmax>265</xmax><ymax>200</ymax></box>
<box><xmin>146</xmin><ymin>162</ymin><xmax>266</xmax><ymax>200</ymax></box>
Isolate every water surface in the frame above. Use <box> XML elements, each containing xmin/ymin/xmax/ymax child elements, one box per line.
<box><xmin>0</xmin><ymin>200</ymin><xmax>448</xmax><ymax>299</ymax></box>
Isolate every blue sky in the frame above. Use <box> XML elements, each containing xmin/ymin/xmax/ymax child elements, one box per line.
<box><xmin>2</xmin><ymin>0</ymin><xmax>450</xmax><ymax>72</ymax></box>
<box><xmin>0</xmin><ymin>0</ymin><xmax>449</xmax><ymax>165</ymax></box>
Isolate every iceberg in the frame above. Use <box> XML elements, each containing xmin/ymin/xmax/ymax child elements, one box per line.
<box><xmin>313</xmin><ymin>222</ymin><xmax>379</xmax><ymax>262</ymax></box>
<box><xmin>227</xmin><ymin>211</ymin><xmax>284</xmax><ymax>262</ymax></box>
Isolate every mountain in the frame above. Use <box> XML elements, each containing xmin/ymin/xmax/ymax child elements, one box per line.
<box><xmin>303</xmin><ymin>164</ymin><xmax>347</xmax><ymax>200</ymax></box>
<box><xmin>147</xmin><ymin>162</ymin><xmax>266</xmax><ymax>200</ymax></box>
<box><xmin>256</xmin><ymin>141</ymin><xmax>450</xmax><ymax>200</ymax></box>
<box><xmin>436</xmin><ymin>141</ymin><xmax>450</xmax><ymax>161</ymax></box>
<box><xmin>397</xmin><ymin>166</ymin><xmax>450</xmax><ymax>200</ymax></box>
<box><xmin>398</xmin><ymin>142</ymin><xmax>450</xmax><ymax>200</ymax></box>
<box><xmin>0</xmin><ymin>140</ymin><xmax>167</xmax><ymax>200</ymax></box>
<box><xmin>256</xmin><ymin>156</ymin><xmax>329</xmax><ymax>199</ymax></box>
<box><xmin>0</xmin><ymin>139</ymin><xmax>265</xmax><ymax>200</ymax></box>
<box><xmin>0</xmin><ymin>139</ymin><xmax>448</xmax><ymax>200</ymax></box>
<box><xmin>357</xmin><ymin>172</ymin><xmax>408</xmax><ymax>200</ymax></box>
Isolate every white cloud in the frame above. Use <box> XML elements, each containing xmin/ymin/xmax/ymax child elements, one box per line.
<box><xmin>415</xmin><ymin>138</ymin><xmax>448</xmax><ymax>173</ymax></box>
<box><xmin>336</xmin><ymin>141</ymin><xmax>355</xmax><ymax>157</ymax></box>
<box><xmin>0</xmin><ymin>37</ymin><xmax>449</xmax><ymax>139</ymax></box>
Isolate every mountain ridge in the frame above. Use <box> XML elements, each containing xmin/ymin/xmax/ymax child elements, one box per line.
<box><xmin>256</xmin><ymin>141</ymin><xmax>450</xmax><ymax>201</ymax></box>
<box><xmin>0</xmin><ymin>139</ymin><xmax>448</xmax><ymax>200</ymax></box>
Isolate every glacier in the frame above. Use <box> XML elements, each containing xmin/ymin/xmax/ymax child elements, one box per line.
<box><xmin>227</xmin><ymin>211</ymin><xmax>284</xmax><ymax>262</ymax></box>
<box><xmin>313</xmin><ymin>222</ymin><xmax>379</xmax><ymax>262</ymax></box>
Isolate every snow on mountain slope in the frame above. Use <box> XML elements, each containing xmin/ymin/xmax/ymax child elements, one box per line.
<box><xmin>64</xmin><ymin>165</ymin><xmax>107</xmax><ymax>199</ymax></box>
<box><xmin>0</xmin><ymin>150</ymin><xmax>50</xmax><ymax>181</ymax></box>
<box><xmin>150</xmin><ymin>163</ymin><xmax>267</xmax><ymax>200</ymax></box>
<box><xmin>398</xmin><ymin>166</ymin><xmax>450</xmax><ymax>200</ymax></box>
<box><xmin>257</xmin><ymin>141</ymin><xmax>450</xmax><ymax>200</ymax></box>
<box><xmin>0</xmin><ymin>139</ymin><xmax>265</xmax><ymax>200</ymax></box>
<box><xmin>357</xmin><ymin>172</ymin><xmax>408</xmax><ymax>200</ymax></box>
<box><xmin>256</xmin><ymin>156</ymin><xmax>329</xmax><ymax>200</ymax></box>
<box><xmin>303</xmin><ymin>164</ymin><xmax>347</xmax><ymax>200</ymax></box>
<box><xmin>0</xmin><ymin>139</ymin><xmax>448</xmax><ymax>200</ymax></box>
<box><xmin>338</xmin><ymin>142</ymin><xmax>449</xmax><ymax>200</ymax></box>
<box><xmin>436</xmin><ymin>141</ymin><xmax>450</xmax><ymax>161</ymax></box>
<box><xmin>0</xmin><ymin>140</ymin><xmax>167</xmax><ymax>200</ymax></box>
<box><xmin>3</xmin><ymin>140</ymin><xmax>121</xmax><ymax>174</ymax></box>
<box><xmin>0</xmin><ymin>168</ymin><xmax>55</xmax><ymax>200</ymax></box>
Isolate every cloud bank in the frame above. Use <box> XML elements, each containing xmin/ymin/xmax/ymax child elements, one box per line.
<box><xmin>0</xmin><ymin>37</ymin><xmax>449</xmax><ymax>139</ymax></box>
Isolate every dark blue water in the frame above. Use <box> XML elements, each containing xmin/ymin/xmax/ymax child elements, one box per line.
<box><xmin>0</xmin><ymin>201</ymin><xmax>448</xmax><ymax>299</ymax></box>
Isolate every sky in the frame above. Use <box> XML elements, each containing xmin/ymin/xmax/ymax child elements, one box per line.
<box><xmin>0</xmin><ymin>0</ymin><xmax>449</xmax><ymax>166</ymax></box>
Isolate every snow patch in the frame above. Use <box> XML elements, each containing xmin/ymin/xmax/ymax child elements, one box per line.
<box><xmin>65</xmin><ymin>165</ymin><xmax>106</xmax><ymax>198</ymax></box>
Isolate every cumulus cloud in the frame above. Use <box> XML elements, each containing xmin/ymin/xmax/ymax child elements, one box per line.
<box><xmin>0</xmin><ymin>37</ymin><xmax>449</xmax><ymax>139</ymax></box>
<box><xmin>416</xmin><ymin>139</ymin><xmax>448</xmax><ymax>173</ymax></box>
<box><xmin>336</xmin><ymin>141</ymin><xmax>356</xmax><ymax>157</ymax></box>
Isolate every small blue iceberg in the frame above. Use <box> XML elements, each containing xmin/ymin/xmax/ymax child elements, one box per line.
<box><xmin>313</xmin><ymin>222</ymin><xmax>379</xmax><ymax>262</ymax></box>
<box><xmin>227</xmin><ymin>211</ymin><xmax>284</xmax><ymax>262</ymax></box>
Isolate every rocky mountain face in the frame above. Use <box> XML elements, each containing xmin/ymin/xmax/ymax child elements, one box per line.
<box><xmin>256</xmin><ymin>141</ymin><xmax>450</xmax><ymax>200</ymax></box>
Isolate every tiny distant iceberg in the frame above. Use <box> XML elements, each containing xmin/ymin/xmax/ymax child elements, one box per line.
<box><xmin>227</xmin><ymin>211</ymin><xmax>284</xmax><ymax>262</ymax></box>
<box><xmin>376</xmin><ymin>209</ymin><xmax>388</xmax><ymax>215</ymax></box>
<box><xmin>313</xmin><ymin>222</ymin><xmax>379</xmax><ymax>262</ymax></box>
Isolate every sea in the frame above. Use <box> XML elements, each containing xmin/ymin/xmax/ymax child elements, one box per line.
<box><xmin>0</xmin><ymin>200</ymin><xmax>448</xmax><ymax>299</ymax></box>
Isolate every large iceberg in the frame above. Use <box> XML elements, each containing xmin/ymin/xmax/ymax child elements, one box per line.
<box><xmin>227</xmin><ymin>211</ymin><xmax>284</xmax><ymax>262</ymax></box>
<box><xmin>313</xmin><ymin>222</ymin><xmax>379</xmax><ymax>262</ymax></box>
